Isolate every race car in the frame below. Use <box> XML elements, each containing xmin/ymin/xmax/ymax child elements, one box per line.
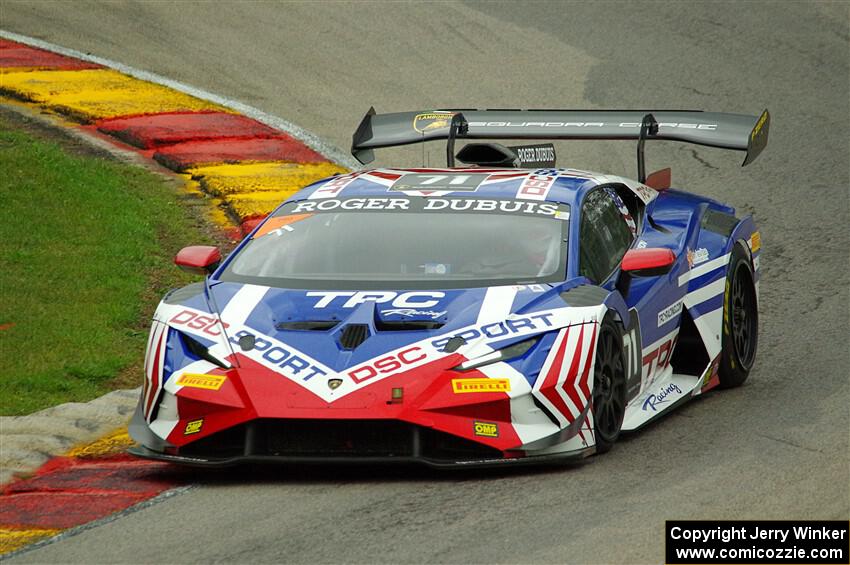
<box><xmin>129</xmin><ymin>108</ymin><xmax>769</xmax><ymax>467</ymax></box>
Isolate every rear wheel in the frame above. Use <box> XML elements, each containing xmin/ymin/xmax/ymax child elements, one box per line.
<box><xmin>719</xmin><ymin>243</ymin><xmax>758</xmax><ymax>388</ymax></box>
<box><xmin>592</xmin><ymin>316</ymin><xmax>627</xmax><ymax>453</ymax></box>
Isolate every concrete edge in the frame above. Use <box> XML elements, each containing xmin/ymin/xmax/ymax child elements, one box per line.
<box><xmin>0</xmin><ymin>28</ymin><xmax>361</xmax><ymax>171</ymax></box>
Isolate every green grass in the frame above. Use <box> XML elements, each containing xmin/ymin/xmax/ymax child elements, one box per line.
<box><xmin>0</xmin><ymin>119</ymin><xmax>210</xmax><ymax>415</ymax></box>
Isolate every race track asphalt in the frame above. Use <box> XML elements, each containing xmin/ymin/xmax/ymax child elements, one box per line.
<box><xmin>3</xmin><ymin>2</ymin><xmax>848</xmax><ymax>563</ymax></box>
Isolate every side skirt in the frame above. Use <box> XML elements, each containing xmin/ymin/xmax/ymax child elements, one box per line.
<box><xmin>620</xmin><ymin>368</ymin><xmax>701</xmax><ymax>431</ymax></box>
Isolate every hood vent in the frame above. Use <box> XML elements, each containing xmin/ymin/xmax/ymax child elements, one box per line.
<box><xmin>375</xmin><ymin>319</ymin><xmax>445</xmax><ymax>331</ymax></box>
<box><xmin>276</xmin><ymin>320</ymin><xmax>339</xmax><ymax>331</ymax></box>
<box><xmin>339</xmin><ymin>324</ymin><xmax>370</xmax><ymax>350</ymax></box>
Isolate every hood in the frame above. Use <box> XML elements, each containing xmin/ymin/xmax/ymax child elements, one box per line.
<box><xmin>203</xmin><ymin>281</ymin><xmax>582</xmax><ymax>366</ymax></box>
<box><xmin>155</xmin><ymin>278</ymin><xmax>606</xmax><ymax>400</ymax></box>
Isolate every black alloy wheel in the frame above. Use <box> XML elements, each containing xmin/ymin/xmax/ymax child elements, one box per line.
<box><xmin>592</xmin><ymin>317</ymin><xmax>627</xmax><ymax>454</ymax></box>
<box><xmin>731</xmin><ymin>263</ymin><xmax>758</xmax><ymax>368</ymax></box>
<box><xmin>719</xmin><ymin>242</ymin><xmax>759</xmax><ymax>388</ymax></box>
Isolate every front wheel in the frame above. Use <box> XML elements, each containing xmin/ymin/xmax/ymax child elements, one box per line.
<box><xmin>592</xmin><ymin>316</ymin><xmax>627</xmax><ymax>454</ymax></box>
<box><xmin>718</xmin><ymin>242</ymin><xmax>759</xmax><ymax>388</ymax></box>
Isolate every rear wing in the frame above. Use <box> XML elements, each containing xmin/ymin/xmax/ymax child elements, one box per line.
<box><xmin>351</xmin><ymin>108</ymin><xmax>770</xmax><ymax>181</ymax></box>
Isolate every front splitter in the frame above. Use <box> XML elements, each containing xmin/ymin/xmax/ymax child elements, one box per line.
<box><xmin>128</xmin><ymin>444</ymin><xmax>593</xmax><ymax>470</ymax></box>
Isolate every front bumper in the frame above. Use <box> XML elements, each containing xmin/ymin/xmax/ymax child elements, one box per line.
<box><xmin>129</xmin><ymin>407</ymin><xmax>593</xmax><ymax>469</ymax></box>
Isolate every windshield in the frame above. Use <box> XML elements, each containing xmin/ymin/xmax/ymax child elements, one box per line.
<box><xmin>219</xmin><ymin>197</ymin><xmax>569</xmax><ymax>290</ymax></box>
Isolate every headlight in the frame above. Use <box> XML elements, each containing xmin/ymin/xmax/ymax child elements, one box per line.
<box><xmin>180</xmin><ymin>332</ymin><xmax>231</xmax><ymax>369</ymax></box>
<box><xmin>453</xmin><ymin>336</ymin><xmax>538</xmax><ymax>371</ymax></box>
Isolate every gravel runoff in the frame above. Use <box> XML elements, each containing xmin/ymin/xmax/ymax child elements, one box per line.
<box><xmin>0</xmin><ymin>388</ymin><xmax>139</xmax><ymax>484</ymax></box>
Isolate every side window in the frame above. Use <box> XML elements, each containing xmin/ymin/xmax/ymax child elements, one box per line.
<box><xmin>579</xmin><ymin>188</ymin><xmax>634</xmax><ymax>283</ymax></box>
<box><xmin>611</xmin><ymin>185</ymin><xmax>642</xmax><ymax>234</ymax></box>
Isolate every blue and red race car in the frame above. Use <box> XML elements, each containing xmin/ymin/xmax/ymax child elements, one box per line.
<box><xmin>129</xmin><ymin>108</ymin><xmax>769</xmax><ymax>467</ymax></box>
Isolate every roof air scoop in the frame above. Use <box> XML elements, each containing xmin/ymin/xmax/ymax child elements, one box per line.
<box><xmin>456</xmin><ymin>143</ymin><xmax>518</xmax><ymax>167</ymax></box>
<box><xmin>456</xmin><ymin>142</ymin><xmax>557</xmax><ymax>168</ymax></box>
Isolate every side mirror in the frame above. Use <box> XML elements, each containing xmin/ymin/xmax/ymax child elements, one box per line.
<box><xmin>645</xmin><ymin>168</ymin><xmax>671</xmax><ymax>190</ymax></box>
<box><xmin>175</xmin><ymin>246</ymin><xmax>221</xmax><ymax>276</ymax></box>
<box><xmin>621</xmin><ymin>248</ymin><xmax>676</xmax><ymax>277</ymax></box>
<box><xmin>617</xmin><ymin>247</ymin><xmax>676</xmax><ymax>296</ymax></box>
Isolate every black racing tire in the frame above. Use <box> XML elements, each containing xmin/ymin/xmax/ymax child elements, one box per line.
<box><xmin>592</xmin><ymin>315</ymin><xmax>627</xmax><ymax>454</ymax></box>
<box><xmin>718</xmin><ymin>242</ymin><xmax>759</xmax><ymax>388</ymax></box>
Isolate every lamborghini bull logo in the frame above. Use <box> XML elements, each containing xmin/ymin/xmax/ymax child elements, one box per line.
<box><xmin>413</xmin><ymin>112</ymin><xmax>455</xmax><ymax>133</ymax></box>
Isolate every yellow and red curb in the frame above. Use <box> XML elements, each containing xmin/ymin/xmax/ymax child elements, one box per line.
<box><xmin>0</xmin><ymin>38</ymin><xmax>347</xmax><ymax>239</ymax></box>
<box><xmin>0</xmin><ymin>37</ymin><xmax>349</xmax><ymax>556</ymax></box>
<box><xmin>0</xmin><ymin>428</ymin><xmax>190</xmax><ymax>556</ymax></box>
<box><xmin>0</xmin><ymin>528</ymin><xmax>61</xmax><ymax>556</ymax></box>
